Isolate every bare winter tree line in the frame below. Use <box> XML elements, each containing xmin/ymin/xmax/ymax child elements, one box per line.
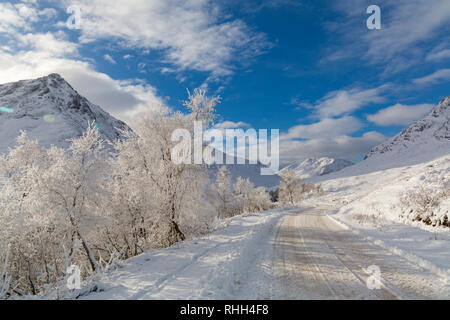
<box><xmin>0</xmin><ymin>91</ymin><xmax>323</xmax><ymax>298</ymax></box>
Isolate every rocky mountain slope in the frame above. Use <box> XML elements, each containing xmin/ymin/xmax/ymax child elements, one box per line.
<box><xmin>364</xmin><ymin>96</ymin><xmax>450</xmax><ymax>164</ymax></box>
<box><xmin>0</xmin><ymin>73</ymin><xmax>130</xmax><ymax>153</ymax></box>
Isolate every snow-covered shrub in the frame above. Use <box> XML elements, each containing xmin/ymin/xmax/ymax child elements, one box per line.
<box><xmin>400</xmin><ymin>185</ymin><xmax>449</xmax><ymax>227</ymax></box>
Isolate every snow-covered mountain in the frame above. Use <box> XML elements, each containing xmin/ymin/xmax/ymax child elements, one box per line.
<box><xmin>0</xmin><ymin>73</ymin><xmax>130</xmax><ymax>153</ymax></box>
<box><xmin>364</xmin><ymin>96</ymin><xmax>450</xmax><ymax>164</ymax></box>
<box><xmin>280</xmin><ymin>157</ymin><xmax>354</xmax><ymax>179</ymax></box>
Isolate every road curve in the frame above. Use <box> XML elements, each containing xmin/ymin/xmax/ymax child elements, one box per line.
<box><xmin>272</xmin><ymin>208</ymin><xmax>448</xmax><ymax>299</ymax></box>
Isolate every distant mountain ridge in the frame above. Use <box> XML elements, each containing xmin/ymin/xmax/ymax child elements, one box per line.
<box><xmin>0</xmin><ymin>73</ymin><xmax>130</xmax><ymax>153</ymax></box>
<box><xmin>280</xmin><ymin>157</ymin><xmax>354</xmax><ymax>179</ymax></box>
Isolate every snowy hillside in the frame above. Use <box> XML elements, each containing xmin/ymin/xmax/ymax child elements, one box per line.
<box><xmin>280</xmin><ymin>157</ymin><xmax>354</xmax><ymax>179</ymax></box>
<box><xmin>0</xmin><ymin>74</ymin><xmax>130</xmax><ymax>153</ymax></box>
<box><xmin>364</xmin><ymin>96</ymin><xmax>450</xmax><ymax>166</ymax></box>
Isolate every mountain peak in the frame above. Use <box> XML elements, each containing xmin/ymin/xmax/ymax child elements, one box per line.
<box><xmin>0</xmin><ymin>74</ymin><xmax>130</xmax><ymax>153</ymax></box>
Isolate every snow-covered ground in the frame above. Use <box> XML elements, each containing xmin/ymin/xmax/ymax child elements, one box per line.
<box><xmin>79</xmin><ymin>208</ymin><xmax>297</xmax><ymax>300</ymax></box>
<box><xmin>304</xmin><ymin>155</ymin><xmax>450</xmax><ymax>283</ymax></box>
<box><xmin>312</xmin><ymin>155</ymin><xmax>449</xmax><ymax>226</ymax></box>
<box><xmin>74</xmin><ymin>204</ymin><xmax>449</xmax><ymax>300</ymax></box>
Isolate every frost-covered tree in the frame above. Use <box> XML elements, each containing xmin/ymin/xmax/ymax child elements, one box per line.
<box><xmin>0</xmin><ymin>125</ymin><xmax>109</xmax><ymax>294</ymax></box>
<box><xmin>212</xmin><ymin>166</ymin><xmax>234</xmax><ymax>218</ymax></box>
<box><xmin>109</xmin><ymin>90</ymin><xmax>218</xmax><ymax>249</ymax></box>
<box><xmin>279</xmin><ymin>170</ymin><xmax>303</xmax><ymax>205</ymax></box>
<box><xmin>41</xmin><ymin>124</ymin><xmax>109</xmax><ymax>272</ymax></box>
<box><xmin>0</xmin><ymin>132</ymin><xmax>58</xmax><ymax>294</ymax></box>
<box><xmin>184</xmin><ymin>88</ymin><xmax>220</xmax><ymax>126</ymax></box>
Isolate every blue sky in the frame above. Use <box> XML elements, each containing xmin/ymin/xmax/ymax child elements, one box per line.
<box><xmin>0</xmin><ymin>0</ymin><xmax>449</xmax><ymax>163</ymax></box>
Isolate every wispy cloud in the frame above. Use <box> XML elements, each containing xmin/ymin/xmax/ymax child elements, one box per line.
<box><xmin>413</xmin><ymin>69</ymin><xmax>450</xmax><ymax>85</ymax></box>
<box><xmin>103</xmin><ymin>54</ymin><xmax>117</xmax><ymax>64</ymax></box>
<box><xmin>426</xmin><ymin>42</ymin><xmax>450</xmax><ymax>62</ymax></box>
<box><xmin>324</xmin><ymin>0</ymin><xmax>450</xmax><ymax>75</ymax></box>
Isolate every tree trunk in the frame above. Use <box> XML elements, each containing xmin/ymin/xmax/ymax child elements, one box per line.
<box><xmin>77</xmin><ymin>231</ymin><xmax>98</xmax><ymax>272</ymax></box>
<box><xmin>169</xmin><ymin>220</ymin><xmax>185</xmax><ymax>245</ymax></box>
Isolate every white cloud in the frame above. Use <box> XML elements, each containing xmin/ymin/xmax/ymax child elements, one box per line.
<box><xmin>308</xmin><ymin>86</ymin><xmax>388</xmax><ymax>118</ymax></box>
<box><xmin>413</xmin><ymin>69</ymin><xmax>450</xmax><ymax>85</ymax></box>
<box><xmin>17</xmin><ymin>32</ymin><xmax>78</xmax><ymax>56</ymax></box>
<box><xmin>281</xmin><ymin>116</ymin><xmax>363</xmax><ymax>140</ymax></box>
<box><xmin>56</xmin><ymin>0</ymin><xmax>270</xmax><ymax>77</ymax></box>
<box><xmin>281</xmin><ymin>85</ymin><xmax>392</xmax><ymax>161</ymax></box>
<box><xmin>277</xmin><ymin>116</ymin><xmax>386</xmax><ymax>163</ymax></box>
<box><xmin>0</xmin><ymin>2</ymin><xmax>57</xmax><ymax>33</ymax></box>
<box><xmin>280</xmin><ymin>131</ymin><xmax>386</xmax><ymax>163</ymax></box>
<box><xmin>214</xmin><ymin>121</ymin><xmax>250</xmax><ymax>129</ymax></box>
<box><xmin>367</xmin><ymin>103</ymin><xmax>433</xmax><ymax>126</ymax></box>
<box><xmin>103</xmin><ymin>54</ymin><xmax>117</xmax><ymax>64</ymax></box>
<box><xmin>0</xmin><ymin>2</ymin><xmax>35</xmax><ymax>32</ymax></box>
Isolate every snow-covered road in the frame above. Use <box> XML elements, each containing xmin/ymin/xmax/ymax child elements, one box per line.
<box><xmin>82</xmin><ymin>208</ymin><xmax>449</xmax><ymax>300</ymax></box>
<box><xmin>273</xmin><ymin>208</ymin><xmax>448</xmax><ymax>299</ymax></box>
